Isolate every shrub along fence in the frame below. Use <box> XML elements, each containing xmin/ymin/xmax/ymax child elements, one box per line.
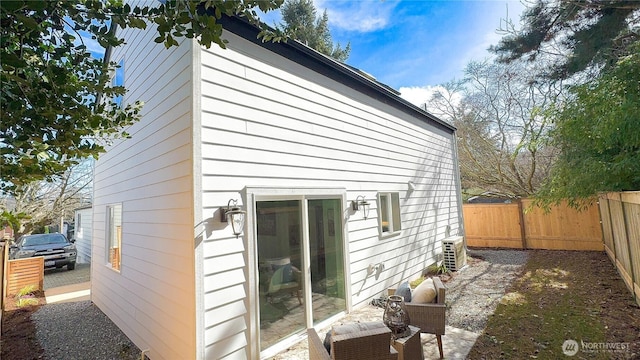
<box><xmin>463</xmin><ymin>199</ymin><xmax>603</xmax><ymax>251</ymax></box>
<box><xmin>599</xmin><ymin>191</ymin><xmax>640</xmax><ymax>306</ymax></box>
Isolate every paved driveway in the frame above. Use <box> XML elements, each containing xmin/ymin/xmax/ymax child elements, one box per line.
<box><xmin>44</xmin><ymin>263</ymin><xmax>90</xmax><ymax>290</ymax></box>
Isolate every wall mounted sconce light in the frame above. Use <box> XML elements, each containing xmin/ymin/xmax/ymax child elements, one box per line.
<box><xmin>351</xmin><ymin>195</ymin><xmax>370</xmax><ymax>219</ymax></box>
<box><xmin>220</xmin><ymin>199</ymin><xmax>246</xmax><ymax>238</ymax></box>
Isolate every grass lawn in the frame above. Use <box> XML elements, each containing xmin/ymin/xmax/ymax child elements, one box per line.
<box><xmin>468</xmin><ymin>250</ymin><xmax>640</xmax><ymax>359</ymax></box>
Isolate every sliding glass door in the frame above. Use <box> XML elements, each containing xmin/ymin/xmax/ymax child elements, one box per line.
<box><xmin>308</xmin><ymin>199</ymin><xmax>346</xmax><ymax>323</ymax></box>
<box><xmin>256</xmin><ymin>198</ymin><xmax>346</xmax><ymax>351</ymax></box>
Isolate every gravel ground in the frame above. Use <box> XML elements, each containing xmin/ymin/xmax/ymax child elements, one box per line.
<box><xmin>27</xmin><ymin>249</ymin><xmax>528</xmax><ymax>359</ymax></box>
<box><xmin>32</xmin><ymin>301</ymin><xmax>143</xmax><ymax>360</ymax></box>
<box><xmin>444</xmin><ymin>248</ymin><xmax>529</xmax><ymax>333</ymax></box>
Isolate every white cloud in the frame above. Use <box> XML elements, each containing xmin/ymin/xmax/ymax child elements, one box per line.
<box><xmin>399</xmin><ymin>85</ymin><xmax>463</xmax><ymax>120</ymax></box>
<box><xmin>315</xmin><ymin>0</ymin><xmax>399</xmax><ymax>32</ymax></box>
<box><xmin>399</xmin><ymin>85</ymin><xmax>443</xmax><ymax>107</ymax></box>
<box><xmin>458</xmin><ymin>1</ymin><xmax>526</xmax><ymax>67</ymax></box>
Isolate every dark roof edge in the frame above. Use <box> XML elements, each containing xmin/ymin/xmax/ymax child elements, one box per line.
<box><xmin>219</xmin><ymin>16</ymin><xmax>456</xmax><ymax>134</ymax></box>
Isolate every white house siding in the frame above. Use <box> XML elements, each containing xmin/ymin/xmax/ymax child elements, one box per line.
<box><xmin>197</xmin><ymin>30</ymin><xmax>461</xmax><ymax>359</ymax></box>
<box><xmin>91</xmin><ymin>20</ymin><xmax>196</xmax><ymax>360</ymax></box>
<box><xmin>74</xmin><ymin>207</ymin><xmax>92</xmax><ymax>264</ymax></box>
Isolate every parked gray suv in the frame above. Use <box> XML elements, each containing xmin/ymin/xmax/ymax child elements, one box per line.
<box><xmin>9</xmin><ymin>233</ymin><xmax>77</xmax><ymax>270</ymax></box>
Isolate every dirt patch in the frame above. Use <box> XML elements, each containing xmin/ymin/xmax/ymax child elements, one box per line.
<box><xmin>468</xmin><ymin>250</ymin><xmax>640</xmax><ymax>359</ymax></box>
<box><xmin>1</xmin><ymin>291</ymin><xmax>46</xmax><ymax>360</ymax></box>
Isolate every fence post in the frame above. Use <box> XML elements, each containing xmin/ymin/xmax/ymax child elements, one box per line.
<box><xmin>1</xmin><ymin>243</ymin><xmax>7</xmax><ymax>310</ymax></box>
<box><xmin>606</xmin><ymin>194</ymin><xmax>617</xmax><ymax>264</ymax></box>
<box><xmin>621</xmin><ymin>196</ymin><xmax>638</xmax><ymax>305</ymax></box>
<box><xmin>1</xmin><ymin>243</ymin><xmax>4</xmax><ymax>310</ymax></box>
<box><xmin>517</xmin><ymin>199</ymin><xmax>527</xmax><ymax>249</ymax></box>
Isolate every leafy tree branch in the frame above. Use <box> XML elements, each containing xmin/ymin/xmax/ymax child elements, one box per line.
<box><xmin>1</xmin><ymin>0</ymin><xmax>284</xmax><ymax>195</ymax></box>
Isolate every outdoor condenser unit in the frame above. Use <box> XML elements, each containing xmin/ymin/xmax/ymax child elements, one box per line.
<box><xmin>442</xmin><ymin>236</ymin><xmax>467</xmax><ymax>271</ymax></box>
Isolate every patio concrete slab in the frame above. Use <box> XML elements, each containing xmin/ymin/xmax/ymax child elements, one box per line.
<box><xmin>269</xmin><ymin>304</ymin><xmax>480</xmax><ymax>359</ymax></box>
<box><xmin>422</xmin><ymin>325</ymin><xmax>479</xmax><ymax>359</ymax></box>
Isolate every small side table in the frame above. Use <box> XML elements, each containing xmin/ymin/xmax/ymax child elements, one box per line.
<box><xmin>391</xmin><ymin>325</ymin><xmax>423</xmax><ymax>360</ymax></box>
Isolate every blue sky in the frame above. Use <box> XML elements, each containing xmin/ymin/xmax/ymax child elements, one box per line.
<box><xmin>260</xmin><ymin>0</ymin><xmax>527</xmax><ymax>105</ymax></box>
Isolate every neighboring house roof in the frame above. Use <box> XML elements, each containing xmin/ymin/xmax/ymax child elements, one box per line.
<box><xmin>467</xmin><ymin>192</ymin><xmax>515</xmax><ymax>204</ymax></box>
<box><xmin>219</xmin><ymin>15</ymin><xmax>456</xmax><ymax>134</ymax></box>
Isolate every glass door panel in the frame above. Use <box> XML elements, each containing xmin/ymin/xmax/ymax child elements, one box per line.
<box><xmin>308</xmin><ymin>199</ymin><xmax>346</xmax><ymax>324</ymax></box>
<box><xmin>256</xmin><ymin>200</ymin><xmax>304</xmax><ymax>350</ymax></box>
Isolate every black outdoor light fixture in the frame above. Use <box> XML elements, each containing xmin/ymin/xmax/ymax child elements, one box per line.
<box><xmin>221</xmin><ymin>199</ymin><xmax>246</xmax><ymax>238</ymax></box>
<box><xmin>351</xmin><ymin>195</ymin><xmax>370</xmax><ymax>219</ymax></box>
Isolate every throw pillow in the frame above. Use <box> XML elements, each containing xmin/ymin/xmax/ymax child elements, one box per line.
<box><xmin>411</xmin><ymin>278</ymin><xmax>437</xmax><ymax>303</ymax></box>
<box><xmin>396</xmin><ymin>281</ymin><xmax>412</xmax><ymax>302</ymax></box>
<box><xmin>272</xmin><ymin>263</ymin><xmax>294</xmax><ymax>283</ymax></box>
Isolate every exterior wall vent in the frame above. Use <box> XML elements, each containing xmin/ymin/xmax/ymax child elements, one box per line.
<box><xmin>442</xmin><ymin>236</ymin><xmax>466</xmax><ymax>271</ymax></box>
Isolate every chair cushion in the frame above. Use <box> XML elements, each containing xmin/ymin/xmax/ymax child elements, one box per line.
<box><xmin>411</xmin><ymin>278</ymin><xmax>437</xmax><ymax>303</ymax></box>
<box><xmin>396</xmin><ymin>281</ymin><xmax>412</xmax><ymax>302</ymax></box>
<box><xmin>272</xmin><ymin>263</ymin><xmax>294</xmax><ymax>283</ymax></box>
<box><xmin>323</xmin><ymin>331</ymin><xmax>332</xmax><ymax>354</ymax></box>
<box><xmin>332</xmin><ymin>321</ymin><xmax>387</xmax><ymax>335</ymax></box>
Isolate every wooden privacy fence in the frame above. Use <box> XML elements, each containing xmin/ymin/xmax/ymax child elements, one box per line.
<box><xmin>463</xmin><ymin>199</ymin><xmax>603</xmax><ymax>251</ymax></box>
<box><xmin>599</xmin><ymin>192</ymin><xmax>640</xmax><ymax>306</ymax></box>
<box><xmin>3</xmin><ymin>257</ymin><xmax>44</xmax><ymax>306</ymax></box>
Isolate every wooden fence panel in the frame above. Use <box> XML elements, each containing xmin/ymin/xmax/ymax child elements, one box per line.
<box><xmin>623</xmin><ymin>199</ymin><xmax>640</xmax><ymax>302</ymax></box>
<box><xmin>463</xmin><ymin>203</ymin><xmax>523</xmax><ymax>248</ymax></box>
<box><xmin>599</xmin><ymin>199</ymin><xmax>615</xmax><ymax>259</ymax></box>
<box><xmin>608</xmin><ymin>195</ymin><xmax>633</xmax><ymax>283</ymax></box>
<box><xmin>600</xmin><ymin>192</ymin><xmax>640</xmax><ymax>306</ymax></box>
<box><xmin>5</xmin><ymin>257</ymin><xmax>44</xmax><ymax>296</ymax></box>
<box><xmin>521</xmin><ymin>199</ymin><xmax>603</xmax><ymax>251</ymax></box>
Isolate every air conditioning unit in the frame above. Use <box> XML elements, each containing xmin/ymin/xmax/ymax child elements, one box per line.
<box><xmin>442</xmin><ymin>236</ymin><xmax>466</xmax><ymax>271</ymax></box>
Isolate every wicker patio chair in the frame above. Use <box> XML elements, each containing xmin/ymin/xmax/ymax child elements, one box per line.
<box><xmin>389</xmin><ymin>276</ymin><xmax>446</xmax><ymax>359</ymax></box>
<box><xmin>307</xmin><ymin>326</ymin><xmax>398</xmax><ymax>360</ymax></box>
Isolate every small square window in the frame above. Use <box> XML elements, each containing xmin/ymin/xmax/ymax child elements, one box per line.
<box><xmin>378</xmin><ymin>192</ymin><xmax>401</xmax><ymax>236</ymax></box>
<box><xmin>106</xmin><ymin>204</ymin><xmax>122</xmax><ymax>271</ymax></box>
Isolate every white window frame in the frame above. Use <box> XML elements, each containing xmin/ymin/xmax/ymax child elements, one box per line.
<box><xmin>105</xmin><ymin>203</ymin><xmax>122</xmax><ymax>272</ymax></box>
<box><xmin>377</xmin><ymin>192</ymin><xmax>402</xmax><ymax>237</ymax></box>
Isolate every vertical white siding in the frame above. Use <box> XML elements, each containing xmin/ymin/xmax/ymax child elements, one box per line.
<box><xmin>91</xmin><ymin>19</ymin><xmax>196</xmax><ymax>360</ymax></box>
<box><xmin>198</xmin><ymin>32</ymin><xmax>461</xmax><ymax>358</ymax></box>
<box><xmin>74</xmin><ymin>207</ymin><xmax>92</xmax><ymax>264</ymax></box>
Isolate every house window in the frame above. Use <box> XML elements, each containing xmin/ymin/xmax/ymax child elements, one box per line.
<box><xmin>106</xmin><ymin>204</ymin><xmax>122</xmax><ymax>271</ymax></box>
<box><xmin>77</xmin><ymin>213</ymin><xmax>81</xmax><ymax>230</ymax></box>
<box><xmin>113</xmin><ymin>59</ymin><xmax>124</xmax><ymax>107</ymax></box>
<box><xmin>378</xmin><ymin>192</ymin><xmax>401</xmax><ymax>235</ymax></box>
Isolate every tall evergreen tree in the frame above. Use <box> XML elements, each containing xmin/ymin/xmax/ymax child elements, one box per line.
<box><xmin>492</xmin><ymin>0</ymin><xmax>639</xmax><ymax>79</ymax></box>
<box><xmin>280</xmin><ymin>0</ymin><xmax>350</xmax><ymax>62</ymax></box>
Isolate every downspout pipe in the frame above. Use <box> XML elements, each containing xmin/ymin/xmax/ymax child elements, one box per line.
<box><xmin>451</xmin><ymin>129</ymin><xmax>467</xmax><ymax>251</ymax></box>
<box><xmin>94</xmin><ymin>21</ymin><xmax>118</xmax><ymax>107</ymax></box>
